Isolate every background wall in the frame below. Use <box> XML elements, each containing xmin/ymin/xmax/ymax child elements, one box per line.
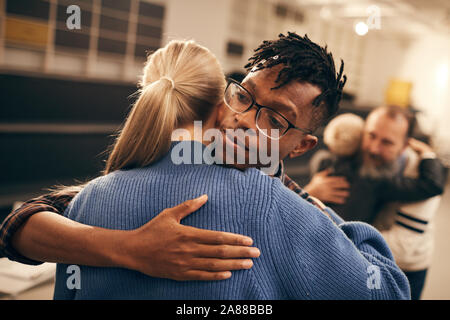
<box><xmin>397</xmin><ymin>34</ymin><xmax>450</xmax><ymax>160</ymax></box>
<box><xmin>0</xmin><ymin>0</ymin><xmax>449</xmax><ymax>299</ymax></box>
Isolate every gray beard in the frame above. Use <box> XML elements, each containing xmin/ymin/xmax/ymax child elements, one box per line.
<box><xmin>358</xmin><ymin>155</ymin><xmax>401</xmax><ymax>179</ymax></box>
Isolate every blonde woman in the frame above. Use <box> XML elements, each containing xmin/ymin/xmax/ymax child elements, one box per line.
<box><xmin>53</xmin><ymin>39</ymin><xmax>409</xmax><ymax>300</ymax></box>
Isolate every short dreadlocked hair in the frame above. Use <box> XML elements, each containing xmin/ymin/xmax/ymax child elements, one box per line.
<box><xmin>245</xmin><ymin>32</ymin><xmax>347</xmax><ymax>131</ymax></box>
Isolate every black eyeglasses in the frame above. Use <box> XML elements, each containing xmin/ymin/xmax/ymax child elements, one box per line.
<box><xmin>223</xmin><ymin>79</ymin><xmax>312</xmax><ymax>140</ymax></box>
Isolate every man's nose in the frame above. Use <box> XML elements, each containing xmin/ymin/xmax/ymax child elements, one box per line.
<box><xmin>369</xmin><ymin>141</ymin><xmax>382</xmax><ymax>155</ymax></box>
<box><xmin>233</xmin><ymin>108</ymin><xmax>257</xmax><ymax>131</ymax></box>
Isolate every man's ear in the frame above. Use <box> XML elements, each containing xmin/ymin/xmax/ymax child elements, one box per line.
<box><xmin>288</xmin><ymin>134</ymin><xmax>318</xmax><ymax>159</ymax></box>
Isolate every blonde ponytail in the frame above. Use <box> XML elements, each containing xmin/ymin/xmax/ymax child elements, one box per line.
<box><xmin>105</xmin><ymin>40</ymin><xmax>225</xmax><ymax>173</ymax></box>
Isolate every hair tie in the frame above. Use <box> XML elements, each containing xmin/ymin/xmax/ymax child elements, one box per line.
<box><xmin>160</xmin><ymin>76</ymin><xmax>175</xmax><ymax>89</ymax></box>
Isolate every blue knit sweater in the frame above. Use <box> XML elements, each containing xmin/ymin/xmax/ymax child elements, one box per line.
<box><xmin>54</xmin><ymin>141</ymin><xmax>410</xmax><ymax>300</ymax></box>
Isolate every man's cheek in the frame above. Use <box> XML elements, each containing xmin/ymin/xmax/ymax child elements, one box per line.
<box><xmin>216</xmin><ymin>113</ymin><xmax>225</xmax><ymax>128</ymax></box>
<box><xmin>217</xmin><ymin>107</ymin><xmax>231</xmax><ymax>127</ymax></box>
<box><xmin>258</xmin><ymin>137</ymin><xmax>280</xmax><ymax>175</ymax></box>
<box><xmin>277</xmin><ymin>136</ymin><xmax>297</xmax><ymax>159</ymax></box>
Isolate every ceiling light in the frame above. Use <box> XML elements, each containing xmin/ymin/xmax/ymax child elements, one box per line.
<box><xmin>355</xmin><ymin>21</ymin><xmax>369</xmax><ymax>36</ymax></box>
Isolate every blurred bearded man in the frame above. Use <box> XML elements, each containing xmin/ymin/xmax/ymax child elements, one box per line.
<box><xmin>306</xmin><ymin>105</ymin><xmax>447</xmax><ymax>299</ymax></box>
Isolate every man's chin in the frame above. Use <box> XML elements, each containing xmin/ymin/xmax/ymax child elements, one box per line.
<box><xmin>218</xmin><ymin>148</ymin><xmax>264</xmax><ymax>170</ymax></box>
<box><xmin>359</xmin><ymin>161</ymin><xmax>399</xmax><ymax>179</ymax></box>
<box><xmin>216</xmin><ymin>147</ymin><xmax>278</xmax><ymax>173</ymax></box>
<box><xmin>214</xmin><ymin>126</ymin><xmax>280</xmax><ymax>174</ymax></box>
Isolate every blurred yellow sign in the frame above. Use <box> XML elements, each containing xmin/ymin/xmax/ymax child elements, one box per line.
<box><xmin>385</xmin><ymin>79</ymin><xmax>412</xmax><ymax>108</ymax></box>
<box><xmin>5</xmin><ymin>17</ymin><xmax>48</xmax><ymax>48</ymax></box>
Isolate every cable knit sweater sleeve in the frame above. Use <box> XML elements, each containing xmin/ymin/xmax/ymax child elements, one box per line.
<box><xmin>268</xmin><ymin>178</ymin><xmax>411</xmax><ymax>300</ymax></box>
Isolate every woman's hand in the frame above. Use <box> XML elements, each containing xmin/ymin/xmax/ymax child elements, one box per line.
<box><xmin>304</xmin><ymin>169</ymin><xmax>350</xmax><ymax>205</ymax></box>
<box><xmin>408</xmin><ymin>138</ymin><xmax>434</xmax><ymax>156</ymax></box>
<box><xmin>118</xmin><ymin>195</ymin><xmax>261</xmax><ymax>281</ymax></box>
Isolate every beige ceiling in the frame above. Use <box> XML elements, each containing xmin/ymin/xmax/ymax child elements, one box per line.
<box><xmin>275</xmin><ymin>0</ymin><xmax>450</xmax><ymax>37</ymax></box>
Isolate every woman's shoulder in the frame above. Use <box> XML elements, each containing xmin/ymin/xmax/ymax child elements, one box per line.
<box><xmin>70</xmin><ymin>170</ymin><xmax>135</xmax><ymax>201</ymax></box>
<box><xmin>270</xmin><ymin>177</ymin><xmax>335</xmax><ymax>229</ymax></box>
<box><xmin>235</xmin><ymin>167</ymin><xmax>277</xmax><ymax>196</ymax></box>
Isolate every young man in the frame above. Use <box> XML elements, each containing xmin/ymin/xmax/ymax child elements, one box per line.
<box><xmin>0</xmin><ymin>33</ymin><xmax>409</xmax><ymax>299</ymax></box>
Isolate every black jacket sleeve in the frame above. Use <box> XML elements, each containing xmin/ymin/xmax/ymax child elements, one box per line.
<box><xmin>376</xmin><ymin>158</ymin><xmax>447</xmax><ymax>203</ymax></box>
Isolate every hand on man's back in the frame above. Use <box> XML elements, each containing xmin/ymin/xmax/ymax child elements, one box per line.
<box><xmin>304</xmin><ymin>169</ymin><xmax>351</xmax><ymax>205</ymax></box>
<box><xmin>407</xmin><ymin>137</ymin><xmax>434</xmax><ymax>156</ymax></box>
<box><xmin>121</xmin><ymin>195</ymin><xmax>261</xmax><ymax>281</ymax></box>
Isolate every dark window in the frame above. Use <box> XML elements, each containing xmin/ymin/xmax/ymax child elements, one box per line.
<box><xmin>6</xmin><ymin>0</ymin><xmax>50</xmax><ymax>20</ymax></box>
<box><xmin>101</xmin><ymin>0</ymin><xmax>131</xmax><ymax>12</ymax></box>
<box><xmin>226</xmin><ymin>41</ymin><xmax>244</xmax><ymax>57</ymax></box>
<box><xmin>274</xmin><ymin>4</ymin><xmax>288</xmax><ymax>18</ymax></box>
<box><xmin>54</xmin><ymin>29</ymin><xmax>90</xmax><ymax>50</ymax></box>
<box><xmin>99</xmin><ymin>15</ymin><xmax>129</xmax><ymax>33</ymax></box>
<box><xmin>138</xmin><ymin>2</ymin><xmax>165</xmax><ymax>19</ymax></box>
<box><xmin>136</xmin><ymin>23</ymin><xmax>162</xmax><ymax>39</ymax></box>
<box><xmin>98</xmin><ymin>37</ymin><xmax>127</xmax><ymax>55</ymax></box>
<box><xmin>294</xmin><ymin>10</ymin><xmax>304</xmax><ymax>23</ymax></box>
<box><xmin>134</xmin><ymin>43</ymin><xmax>159</xmax><ymax>58</ymax></box>
<box><xmin>56</xmin><ymin>4</ymin><xmax>92</xmax><ymax>28</ymax></box>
